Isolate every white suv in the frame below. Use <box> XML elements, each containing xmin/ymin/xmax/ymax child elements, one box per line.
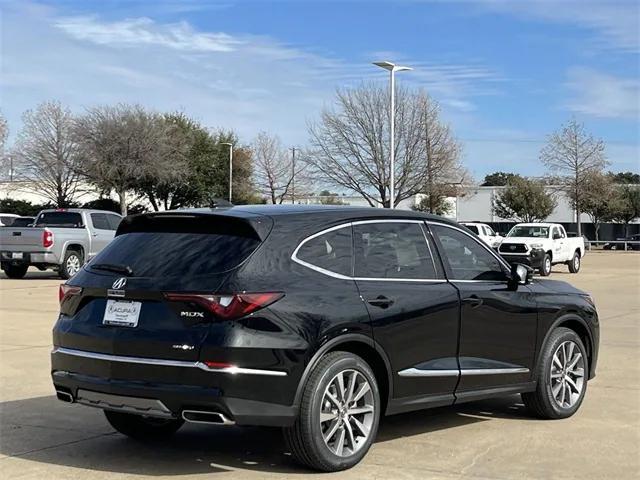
<box><xmin>460</xmin><ymin>222</ymin><xmax>503</xmax><ymax>248</ymax></box>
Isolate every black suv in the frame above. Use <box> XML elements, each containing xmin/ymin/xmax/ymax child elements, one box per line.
<box><xmin>52</xmin><ymin>206</ymin><xmax>599</xmax><ymax>471</ymax></box>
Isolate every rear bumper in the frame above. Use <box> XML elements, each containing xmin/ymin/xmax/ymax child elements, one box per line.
<box><xmin>51</xmin><ymin>348</ymin><xmax>299</xmax><ymax>427</ymax></box>
<box><xmin>1</xmin><ymin>250</ymin><xmax>60</xmax><ymax>266</ymax></box>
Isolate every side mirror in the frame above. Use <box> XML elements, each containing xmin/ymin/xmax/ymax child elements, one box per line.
<box><xmin>509</xmin><ymin>263</ymin><xmax>533</xmax><ymax>288</ymax></box>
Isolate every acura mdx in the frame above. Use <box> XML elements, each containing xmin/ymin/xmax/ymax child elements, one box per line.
<box><xmin>51</xmin><ymin>205</ymin><xmax>599</xmax><ymax>471</ymax></box>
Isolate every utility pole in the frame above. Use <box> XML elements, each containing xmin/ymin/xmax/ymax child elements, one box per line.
<box><xmin>291</xmin><ymin>147</ymin><xmax>296</xmax><ymax>204</ymax></box>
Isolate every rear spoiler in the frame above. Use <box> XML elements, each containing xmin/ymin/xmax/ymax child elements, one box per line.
<box><xmin>116</xmin><ymin>212</ymin><xmax>273</xmax><ymax>241</ymax></box>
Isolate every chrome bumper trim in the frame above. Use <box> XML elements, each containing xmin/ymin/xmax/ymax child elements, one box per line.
<box><xmin>52</xmin><ymin>347</ymin><xmax>287</xmax><ymax>377</ymax></box>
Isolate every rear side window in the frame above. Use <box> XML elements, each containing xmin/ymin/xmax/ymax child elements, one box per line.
<box><xmin>354</xmin><ymin>222</ymin><xmax>437</xmax><ymax>279</ymax></box>
<box><xmin>35</xmin><ymin>212</ymin><xmax>83</xmax><ymax>227</ymax></box>
<box><xmin>295</xmin><ymin>226</ymin><xmax>352</xmax><ymax>277</ymax></box>
<box><xmin>464</xmin><ymin>225</ymin><xmax>479</xmax><ymax>235</ymax></box>
<box><xmin>91</xmin><ymin>213</ymin><xmax>110</xmax><ymax>230</ymax></box>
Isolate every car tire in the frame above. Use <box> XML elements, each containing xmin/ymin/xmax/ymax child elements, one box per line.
<box><xmin>59</xmin><ymin>249</ymin><xmax>83</xmax><ymax>279</ymax></box>
<box><xmin>283</xmin><ymin>351</ymin><xmax>380</xmax><ymax>472</ymax></box>
<box><xmin>104</xmin><ymin>410</ymin><xmax>184</xmax><ymax>440</ymax></box>
<box><xmin>2</xmin><ymin>264</ymin><xmax>28</xmax><ymax>279</ymax></box>
<box><xmin>522</xmin><ymin>327</ymin><xmax>588</xmax><ymax>419</ymax></box>
<box><xmin>567</xmin><ymin>251</ymin><xmax>581</xmax><ymax>273</ymax></box>
<box><xmin>538</xmin><ymin>254</ymin><xmax>552</xmax><ymax>276</ymax></box>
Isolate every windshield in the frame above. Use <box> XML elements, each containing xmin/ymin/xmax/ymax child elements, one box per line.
<box><xmin>507</xmin><ymin>226</ymin><xmax>549</xmax><ymax>238</ymax></box>
<box><xmin>89</xmin><ymin>232</ymin><xmax>260</xmax><ymax>278</ymax></box>
<box><xmin>35</xmin><ymin>212</ymin><xmax>83</xmax><ymax>228</ymax></box>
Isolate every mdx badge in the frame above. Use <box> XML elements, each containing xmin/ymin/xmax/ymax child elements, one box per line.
<box><xmin>181</xmin><ymin>311</ymin><xmax>204</xmax><ymax>318</ymax></box>
<box><xmin>112</xmin><ymin>277</ymin><xmax>127</xmax><ymax>289</ymax></box>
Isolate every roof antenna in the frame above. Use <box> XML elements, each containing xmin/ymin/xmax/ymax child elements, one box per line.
<box><xmin>209</xmin><ymin>198</ymin><xmax>234</xmax><ymax>209</ymax></box>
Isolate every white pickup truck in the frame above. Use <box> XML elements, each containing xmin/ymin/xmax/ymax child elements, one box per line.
<box><xmin>497</xmin><ymin>223</ymin><xmax>585</xmax><ymax>276</ymax></box>
<box><xmin>459</xmin><ymin>222</ymin><xmax>504</xmax><ymax>248</ymax></box>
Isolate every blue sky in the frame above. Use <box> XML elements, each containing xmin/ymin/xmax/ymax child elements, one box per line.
<box><xmin>1</xmin><ymin>0</ymin><xmax>638</xmax><ymax>180</ymax></box>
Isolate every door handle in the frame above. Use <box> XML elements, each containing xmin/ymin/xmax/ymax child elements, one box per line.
<box><xmin>367</xmin><ymin>295</ymin><xmax>394</xmax><ymax>309</ymax></box>
<box><xmin>462</xmin><ymin>295</ymin><xmax>483</xmax><ymax>308</ymax></box>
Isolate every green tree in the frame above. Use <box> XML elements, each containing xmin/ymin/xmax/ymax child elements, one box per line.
<box><xmin>492</xmin><ymin>177</ymin><xmax>557</xmax><ymax>222</ymax></box>
<box><xmin>412</xmin><ymin>193</ymin><xmax>453</xmax><ymax>216</ymax></box>
<box><xmin>481</xmin><ymin>171</ymin><xmax>522</xmax><ymax>186</ymax></box>
<box><xmin>610</xmin><ymin>185</ymin><xmax>640</xmax><ymax>237</ymax></box>
<box><xmin>609</xmin><ymin>171</ymin><xmax>640</xmax><ymax>184</ymax></box>
<box><xmin>580</xmin><ymin>172</ymin><xmax>616</xmax><ymax>241</ymax></box>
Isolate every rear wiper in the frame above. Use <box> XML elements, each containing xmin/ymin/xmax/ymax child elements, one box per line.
<box><xmin>90</xmin><ymin>263</ymin><xmax>134</xmax><ymax>276</ymax></box>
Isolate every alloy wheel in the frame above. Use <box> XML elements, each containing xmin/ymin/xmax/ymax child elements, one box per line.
<box><xmin>320</xmin><ymin>369</ymin><xmax>374</xmax><ymax>457</ymax></box>
<box><xmin>66</xmin><ymin>255</ymin><xmax>81</xmax><ymax>276</ymax></box>
<box><xmin>545</xmin><ymin>257</ymin><xmax>551</xmax><ymax>274</ymax></box>
<box><xmin>574</xmin><ymin>255</ymin><xmax>580</xmax><ymax>270</ymax></box>
<box><xmin>550</xmin><ymin>340</ymin><xmax>585</xmax><ymax>409</ymax></box>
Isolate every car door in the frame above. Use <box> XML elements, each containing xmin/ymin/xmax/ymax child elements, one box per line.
<box><xmin>89</xmin><ymin>213</ymin><xmax>114</xmax><ymax>258</ymax></box>
<box><xmin>429</xmin><ymin>222</ymin><xmax>538</xmax><ymax>399</ymax></box>
<box><xmin>552</xmin><ymin>226</ymin><xmax>569</xmax><ymax>262</ymax></box>
<box><xmin>353</xmin><ymin>220</ymin><xmax>460</xmax><ymax>410</ymax></box>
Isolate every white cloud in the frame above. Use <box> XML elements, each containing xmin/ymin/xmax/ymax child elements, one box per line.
<box><xmin>54</xmin><ymin>16</ymin><xmax>241</xmax><ymax>52</ymax></box>
<box><xmin>1</xmin><ymin>1</ymin><xmax>502</xmax><ymax>149</ymax></box>
<box><xmin>565</xmin><ymin>67</ymin><xmax>640</xmax><ymax>119</ymax></box>
<box><xmin>477</xmin><ymin>0</ymin><xmax>640</xmax><ymax>52</ymax></box>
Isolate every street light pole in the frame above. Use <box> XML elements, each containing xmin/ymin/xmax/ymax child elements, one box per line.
<box><xmin>291</xmin><ymin>147</ymin><xmax>296</xmax><ymax>204</ymax></box>
<box><xmin>373</xmin><ymin>61</ymin><xmax>412</xmax><ymax>208</ymax></box>
<box><xmin>221</xmin><ymin>142</ymin><xmax>233</xmax><ymax>202</ymax></box>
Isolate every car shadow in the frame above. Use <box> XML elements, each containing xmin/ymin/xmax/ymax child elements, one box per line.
<box><xmin>0</xmin><ymin>394</ymin><xmax>530</xmax><ymax>475</ymax></box>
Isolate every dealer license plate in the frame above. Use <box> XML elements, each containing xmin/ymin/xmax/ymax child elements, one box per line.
<box><xmin>103</xmin><ymin>300</ymin><xmax>141</xmax><ymax>328</ymax></box>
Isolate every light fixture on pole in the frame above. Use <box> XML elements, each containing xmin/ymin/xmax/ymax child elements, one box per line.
<box><xmin>221</xmin><ymin>142</ymin><xmax>233</xmax><ymax>202</ymax></box>
<box><xmin>373</xmin><ymin>61</ymin><xmax>412</xmax><ymax>208</ymax></box>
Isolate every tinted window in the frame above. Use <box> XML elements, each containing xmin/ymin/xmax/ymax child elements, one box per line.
<box><xmin>91</xmin><ymin>213</ymin><xmax>110</xmax><ymax>230</ymax></box>
<box><xmin>432</xmin><ymin>224</ymin><xmax>506</xmax><ymax>281</ymax></box>
<box><xmin>11</xmin><ymin>218</ymin><xmax>34</xmax><ymax>227</ymax></box>
<box><xmin>464</xmin><ymin>225</ymin><xmax>479</xmax><ymax>235</ymax></box>
<box><xmin>35</xmin><ymin>212</ymin><xmax>83</xmax><ymax>228</ymax></box>
<box><xmin>354</xmin><ymin>222</ymin><xmax>437</xmax><ymax>279</ymax></box>
<box><xmin>296</xmin><ymin>227</ymin><xmax>352</xmax><ymax>276</ymax></box>
<box><xmin>90</xmin><ymin>232</ymin><xmax>260</xmax><ymax>278</ymax></box>
<box><xmin>0</xmin><ymin>216</ymin><xmax>16</xmax><ymax>226</ymax></box>
<box><xmin>106</xmin><ymin>214</ymin><xmax>122</xmax><ymax>230</ymax></box>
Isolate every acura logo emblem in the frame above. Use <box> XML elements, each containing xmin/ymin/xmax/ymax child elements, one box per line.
<box><xmin>112</xmin><ymin>277</ymin><xmax>127</xmax><ymax>289</ymax></box>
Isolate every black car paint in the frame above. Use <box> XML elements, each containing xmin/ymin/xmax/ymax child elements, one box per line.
<box><xmin>52</xmin><ymin>205</ymin><xmax>599</xmax><ymax>426</ymax></box>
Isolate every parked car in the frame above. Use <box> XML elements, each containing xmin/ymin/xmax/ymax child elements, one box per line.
<box><xmin>498</xmin><ymin>223</ymin><xmax>586</xmax><ymax>276</ymax></box>
<box><xmin>10</xmin><ymin>216</ymin><xmax>35</xmax><ymax>227</ymax></box>
<box><xmin>0</xmin><ymin>209</ymin><xmax>122</xmax><ymax>279</ymax></box>
<box><xmin>603</xmin><ymin>234</ymin><xmax>640</xmax><ymax>251</ymax></box>
<box><xmin>52</xmin><ymin>206</ymin><xmax>599</xmax><ymax>472</ymax></box>
<box><xmin>0</xmin><ymin>213</ymin><xmax>20</xmax><ymax>226</ymax></box>
<box><xmin>459</xmin><ymin>222</ymin><xmax>503</xmax><ymax>248</ymax></box>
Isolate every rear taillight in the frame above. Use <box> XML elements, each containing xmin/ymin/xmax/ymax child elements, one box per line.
<box><xmin>43</xmin><ymin>230</ymin><xmax>54</xmax><ymax>248</ymax></box>
<box><xmin>164</xmin><ymin>292</ymin><xmax>283</xmax><ymax>320</ymax></box>
<box><xmin>59</xmin><ymin>284</ymin><xmax>82</xmax><ymax>304</ymax></box>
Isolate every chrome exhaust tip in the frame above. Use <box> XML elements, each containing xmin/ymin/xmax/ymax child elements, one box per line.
<box><xmin>56</xmin><ymin>389</ymin><xmax>74</xmax><ymax>403</ymax></box>
<box><xmin>181</xmin><ymin>409</ymin><xmax>235</xmax><ymax>425</ymax></box>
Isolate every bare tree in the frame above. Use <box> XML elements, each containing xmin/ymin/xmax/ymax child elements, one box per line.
<box><xmin>540</xmin><ymin>119</ymin><xmax>607</xmax><ymax>236</ymax></box>
<box><xmin>252</xmin><ymin>132</ymin><xmax>292</xmax><ymax>204</ymax></box>
<box><xmin>75</xmin><ymin>104</ymin><xmax>187</xmax><ymax>216</ymax></box>
<box><xmin>307</xmin><ymin>84</ymin><xmax>461</xmax><ymax>208</ymax></box>
<box><xmin>12</xmin><ymin>101</ymin><xmax>82</xmax><ymax>206</ymax></box>
<box><xmin>580</xmin><ymin>171</ymin><xmax>616</xmax><ymax>241</ymax></box>
<box><xmin>0</xmin><ymin>111</ymin><xmax>9</xmax><ymax>180</ymax></box>
<box><xmin>418</xmin><ymin>95</ymin><xmax>466</xmax><ymax>213</ymax></box>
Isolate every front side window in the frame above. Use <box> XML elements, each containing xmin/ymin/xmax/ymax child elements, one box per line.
<box><xmin>484</xmin><ymin>226</ymin><xmax>496</xmax><ymax>236</ymax></box>
<box><xmin>295</xmin><ymin>226</ymin><xmax>352</xmax><ymax>277</ymax></box>
<box><xmin>353</xmin><ymin>222</ymin><xmax>437</xmax><ymax>279</ymax></box>
<box><xmin>431</xmin><ymin>224</ymin><xmax>506</xmax><ymax>281</ymax></box>
<box><xmin>91</xmin><ymin>213</ymin><xmax>110</xmax><ymax>230</ymax></box>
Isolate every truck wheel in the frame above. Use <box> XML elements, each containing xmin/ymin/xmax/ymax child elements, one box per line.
<box><xmin>522</xmin><ymin>327</ymin><xmax>588</xmax><ymax>419</ymax></box>
<box><xmin>2</xmin><ymin>264</ymin><xmax>28</xmax><ymax>279</ymax></box>
<box><xmin>539</xmin><ymin>254</ymin><xmax>552</xmax><ymax>277</ymax></box>
<box><xmin>283</xmin><ymin>351</ymin><xmax>380</xmax><ymax>472</ymax></box>
<box><xmin>60</xmin><ymin>250</ymin><xmax>83</xmax><ymax>279</ymax></box>
<box><xmin>104</xmin><ymin>410</ymin><xmax>184</xmax><ymax>440</ymax></box>
<box><xmin>568</xmin><ymin>251</ymin><xmax>581</xmax><ymax>273</ymax></box>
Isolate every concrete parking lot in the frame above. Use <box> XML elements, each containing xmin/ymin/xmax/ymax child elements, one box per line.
<box><xmin>0</xmin><ymin>252</ymin><xmax>638</xmax><ymax>479</ymax></box>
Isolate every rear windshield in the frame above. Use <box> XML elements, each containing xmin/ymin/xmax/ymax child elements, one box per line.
<box><xmin>89</xmin><ymin>232</ymin><xmax>260</xmax><ymax>278</ymax></box>
<box><xmin>11</xmin><ymin>218</ymin><xmax>34</xmax><ymax>227</ymax></box>
<box><xmin>35</xmin><ymin>212</ymin><xmax>83</xmax><ymax>228</ymax></box>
